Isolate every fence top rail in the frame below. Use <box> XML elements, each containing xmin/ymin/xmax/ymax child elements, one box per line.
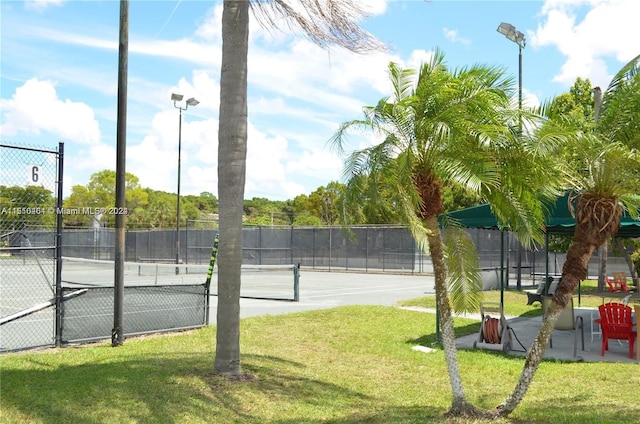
<box><xmin>0</xmin><ymin>143</ymin><xmax>59</xmax><ymax>155</ymax></box>
<box><xmin>1</xmin><ymin>246</ymin><xmax>56</xmax><ymax>251</ymax></box>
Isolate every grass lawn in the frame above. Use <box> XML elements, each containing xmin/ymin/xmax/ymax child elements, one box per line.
<box><xmin>398</xmin><ymin>279</ymin><xmax>623</xmax><ymax>315</ymax></box>
<box><xmin>1</xmin><ymin>299</ymin><xmax>638</xmax><ymax>423</ymax></box>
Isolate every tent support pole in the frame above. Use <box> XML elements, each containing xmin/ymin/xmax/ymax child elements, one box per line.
<box><xmin>500</xmin><ymin>230</ymin><xmax>504</xmax><ymax>308</ymax></box>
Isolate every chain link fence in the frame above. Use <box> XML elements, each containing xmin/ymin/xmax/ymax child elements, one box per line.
<box><xmin>1</xmin><ymin>142</ymin><xmax>62</xmax><ymax>351</ymax></box>
<box><xmin>60</xmin><ymin>224</ymin><xmax>423</xmax><ymax>271</ymax></box>
<box><xmin>60</xmin><ymin>285</ymin><xmax>207</xmax><ymax>344</ymax></box>
<box><xmin>54</xmin><ymin>223</ymin><xmax>605</xmax><ymax>282</ymax></box>
<box><xmin>1</xmin><ymin>143</ymin><xmax>210</xmax><ymax>353</ymax></box>
<box><xmin>32</xmin><ymin>221</ymin><xmax>627</xmax><ymax>283</ymax></box>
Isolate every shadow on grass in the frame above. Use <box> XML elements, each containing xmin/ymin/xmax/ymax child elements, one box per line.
<box><xmin>265</xmin><ymin>406</ymin><xmax>454</xmax><ymax>424</ymax></box>
<box><xmin>513</xmin><ymin>392</ymin><xmax>634</xmax><ymax>424</ymax></box>
<box><xmin>516</xmin><ymin>309</ymin><xmax>543</xmax><ymax>318</ymax></box>
<box><xmin>0</xmin><ymin>350</ymin><xmax>448</xmax><ymax>424</ymax></box>
<box><xmin>406</xmin><ymin>321</ymin><xmax>482</xmax><ymax>347</ymax></box>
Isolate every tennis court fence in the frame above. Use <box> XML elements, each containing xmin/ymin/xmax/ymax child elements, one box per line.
<box><xmin>56</xmin><ymin>224</ymin><xmax>427</xmax><ymax>271</ymax></box>
<box><xmin>2</xmin><ymin>143</ymin><xmax>303</xmax><ymax>352</ymax></box>
<box><xmin>52</xmin><ymin>224</ymin><xmax>559</xmax><ymax>276</ymax></box>
<box><xmin>1</xmin><ymin>253</ymin><xmax>301</xmax><ymax>352</ymax></box>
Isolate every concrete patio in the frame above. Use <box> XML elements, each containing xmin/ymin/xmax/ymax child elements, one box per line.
<box><xmin>454</xmin><ymin>306</ymin><xmax>638</xmax><ymax>363</ymax></box>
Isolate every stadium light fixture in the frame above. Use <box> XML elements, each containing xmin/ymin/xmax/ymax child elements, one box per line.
<box><xmin>497</xmin><ymin>22</ymin><xmax>526</xmax><ymax>48</ymax></box>
<box><xmin>171</xmin><ymin>92</ymin><xmax>198</xmax><ymax>268</ymax></box>
<box><xmin>497</xmin><ymin>22</ymin><xmax>526</xmax><ymax>123</ymax></box>
<box><xmin>497</xmin><ymin>22</ymin><xmax>527</xmax><ymax>297</ymax></box>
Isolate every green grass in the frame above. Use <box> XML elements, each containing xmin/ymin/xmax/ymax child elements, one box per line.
<box><xmin>398</xmin><ymin>279</ymin><xmax>623</xmax><ymax>316</ymax></box>
<box><xmin>1</xmin><ymin>305</ymin><xmax>638</xmax><ymax>423</ymax></box>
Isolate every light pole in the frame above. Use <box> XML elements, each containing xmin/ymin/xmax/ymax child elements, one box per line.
<box><xmin>171</xmin><ymin>93</ymin><xmax>199</xmax><ymax>268</ymax></box>
<box><xmin>497</xmin><ymin>22</ymin><xmax>526</xmax><ymax>119</ymax></box>
<box><xmin>497</xmin><ymin>22</ymin><xmax>526</xmax><ymax>295</ymax></box>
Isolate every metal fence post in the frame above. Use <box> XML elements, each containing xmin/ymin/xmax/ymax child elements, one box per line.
<box><xmin>54</xmin><ymin>142</ymin><xmax>64</xmax><ymax>347</ymax></box>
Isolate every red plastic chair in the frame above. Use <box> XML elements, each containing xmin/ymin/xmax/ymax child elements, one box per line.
<box><xmin>598</xmin><ymin>302</ymin><xmax>637</xmax><ymax>359</ymax></box>
<box><xmin>606</xmin><ymin>276</ymin><xmax>630</xmax><ymax>293</ymax></box>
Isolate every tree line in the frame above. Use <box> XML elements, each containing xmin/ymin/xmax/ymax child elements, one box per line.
<box><xmin>0</xmin><ymin>170</ymin><xmax>481</xmax><ymax>229</ymax></box>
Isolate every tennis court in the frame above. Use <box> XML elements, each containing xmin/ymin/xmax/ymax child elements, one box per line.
<box><xmin>2</xmin><ymin>253</ymin><xmax>434</xmax><ymax>351</ymax></box>
<box><xmin>60</xmin><ymin>257</ymin><xmax>300</xmax><ymax>301</ymax></box>
<box><xmin>0</xmin><ymin>257</ymin><xmax>58</xmax><ymax>351</ymax></box>
<box><xmin>58</xmin><ymin>259</ymin><xmax>434</xmax><ymax>326</ymax></box>
<box><xmin>223</xmin><ymin>269</ymin><xmax>435</xmax><ymax>323</ymax></box>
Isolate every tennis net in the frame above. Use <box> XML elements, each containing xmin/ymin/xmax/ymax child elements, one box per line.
<box><xmin>61</xmin><ymin>257</ymin><xmax>300</xmax><ymax>301</ymax></box>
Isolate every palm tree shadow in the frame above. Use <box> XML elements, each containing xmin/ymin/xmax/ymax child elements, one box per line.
<box><xmin>406</xmin><ymin>321</ymin><xmax>482</xmax><ymax>347</ymax></box>
<box><xmin>1</xmin><ymin>350</ymin><xmax>375</xmax><ymax>423</ymax></box>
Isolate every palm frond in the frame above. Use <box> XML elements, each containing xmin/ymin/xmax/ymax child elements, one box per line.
<box><xmin>603</xmin><ymin>54</ymin><xmax>639</xmax><ymax>99</ymax></box>
<box><xmin>251</xmin><ymin>0</ymin><xmax>386</xmax><ymax>53</ymax></box>
<box><xmin>620</xmin><ymin>194</ymin><xmax>640</xmax><ymax>220</ymax></box>
<box><xmin>388</xmin><ymin>62</ymin><xmax>417</xmax><ymax>103</ymax></box>
<box><xmin>442</xmin><ymin>225</ymin><xmax>483</xmax><ymax>314</ymax></box>
<box><xmin>596</xmin><ymin>54</ymin><xmax>640</xmax><ymax>147</ymax></box>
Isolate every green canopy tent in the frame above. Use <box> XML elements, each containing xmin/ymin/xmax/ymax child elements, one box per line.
<box><xmin>439</xmin><ymin>192</ymin><xmax>640</xmax><ymax>304</ymax></box>
<box><xmin>441</xmin><ymin>191</ymin><xmax>640</xmax><ymax>236</ymax></box>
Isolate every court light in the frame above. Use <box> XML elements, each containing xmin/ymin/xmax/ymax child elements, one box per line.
<box><xmin>497</xmin><ymin>21</ymin><xmax>526</xmax><ymax>296</ymax></box>
<box><xmin>171</xmin><ymin>92</ymin><xmax>198</xmax><ymax>268</ymax></box>
<box><xmin>496</xmin><ymin>21</ymin><xmax>526</xmax><ymax>121</ymax></box>
<box><xmin>497</xmin><ymin>22</ymin><xmax>526</xmax><ymax>48</ymax></box>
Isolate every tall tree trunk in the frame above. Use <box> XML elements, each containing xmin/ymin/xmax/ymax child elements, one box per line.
<box><xmin>613</xmin><ymin>238</ymin><xmax>639</xmax><ymax>288</ymax></box>
<box><xmin>215</xmin><ymin>0</ymin><xmax>249</xmax><ymax>376</ymax></box>
<box><xmin>499</xmin><ymin>208</ymin><xmax>611</xmax><ymax>415</ymax></box>
<box><xmin>424</xmin><ymin>216</ymin><xmax>485</xmax><ymax>417</ymax></box>
<box><xmin>497</xmin><ymin>290</ymin><xmax>573</xmax><ymax>415</ymax></box>
<box><xmin>598</xmin><ymin>240</ymin><xmax>607</xmax><ymax>292</ymax></box>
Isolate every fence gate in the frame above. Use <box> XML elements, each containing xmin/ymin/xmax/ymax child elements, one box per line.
<box><xmin>0</xmin><ymin>142</ymin><xmax>63</xmax><ymax>351</ymax></box>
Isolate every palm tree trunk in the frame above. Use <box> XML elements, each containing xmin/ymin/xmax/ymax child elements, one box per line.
<box><xmin>613</xmin><ymin>238</ymin><xmax>639</xmax><ymax>288</ymax></box>
<box><xmin>497</xmin><ymin>291</ymin><xmax>569</xmax><ymax>415</ymax></box>
<box><xmin>598</xmin><ymin>240</ymin><xmax>607</xmax><ymax>292</ymax></box>
<box><xmin>424</xmin><ymin>216</ymin><xmax>480</xmax><ymax>416</ymax></box>
<box><xmin>214</xmin><ymin>0</ymin><xmax>249</xmax><ymax>376</ymax></box>
<box><xmin>498</xmin><ymin>238</ymin><xmax>596</xmax><ymax>415</ymax></box>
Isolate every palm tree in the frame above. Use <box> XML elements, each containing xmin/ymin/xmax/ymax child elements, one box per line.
<box><xmin>498</xmin><ymin>54</ymin><xmax>640</xmax><ymax>417</ymax></box>
<box><xmin>331</xmin><ymin>52</ymin><xmax>560</xmax><ymax>417</ymax></box>
<box><xmin>215</xmin><ymin>0</ymin><xmax>383</xmax><ymax>376</ymax></box>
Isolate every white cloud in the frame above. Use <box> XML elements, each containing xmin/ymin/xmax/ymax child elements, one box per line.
<box><xmin>360</xmin><ymin>0</ymin><xmax>389</xmax><ymax>16</ymax></box>
<box><xmin>286</xmin><ymin>148</ymin><xmax>343</xmax><ymax>178</ymax></box>
<box><xmin>195</xmin><ymin>3</ymin><xmax>223</xmax><ymax>43</ymax></box>
<box><xmin>523</xmin><ymin>89</ymin><xmax>541</xmax><ymax>110</ymax></box>
<box><xmin>24</xmin><ymin>0</ymin><xmax>65</xmax><ymax>12</ymax></box>
<box><xmin>443</xmin><ymin>28</ymin><xmax>470</xmax><ymax>46</ymax></box>
<box><xmin>0</xmin><ymin>78</ymin><xmax>101</xmax><ymax>144</ymax></box>
<box><xmin>75</xmin><ymin>143</ymin><xmax>115</xmax><ymax>171</ymax></box>
<box><xmin>532</xmin><ymin>0</ymin><xmax>640</xmax><ymax>87</ymax></box>
<box><xmin>540</xmin><ymin>0</ymin><xmax>602</xmax><ymax>15</ymax></box>
<box><xmin>30</xmin><ymin>26</ymin><xmax>221</xmax><ymax>69</ymax></box>
<box><xmin>406</xmin><ymin>49</ymin><xmax>436</xmax><ymax>70</ymax></box>
<box><xmin>122</xmin><ymin>95</ymin><xmax>220</xmax><ymax>196</ymax></box>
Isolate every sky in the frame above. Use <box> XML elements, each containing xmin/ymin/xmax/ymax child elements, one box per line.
<box><xmin>1</xmin><ymin>0</ymin><xmax>638</xmax><ymax>201</ymax></box>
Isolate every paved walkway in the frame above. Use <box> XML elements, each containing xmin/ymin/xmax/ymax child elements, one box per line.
<box><xmin>401</xmin><ymin>306</ymin><xmax>637</xmax><ymax>363</ymax></box>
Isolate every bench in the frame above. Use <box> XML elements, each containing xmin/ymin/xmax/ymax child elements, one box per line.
<box><xmin>525</xmin><ymin>276</ymin><xmax>558</xmax><ymax>305</ymax></box>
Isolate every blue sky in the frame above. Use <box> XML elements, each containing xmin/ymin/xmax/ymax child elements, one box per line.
<box><xmin>1</xmin><ymin>0</ymin><xmax>638</xmax><ymax>201</ymax></box>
